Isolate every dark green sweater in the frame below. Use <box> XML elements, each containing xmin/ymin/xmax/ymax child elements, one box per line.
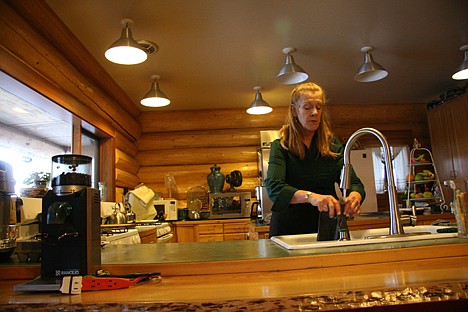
<box><xmin>265</xmin><ymin>135</ymin><xmax>366</xmax><ymax>214</ymax></box>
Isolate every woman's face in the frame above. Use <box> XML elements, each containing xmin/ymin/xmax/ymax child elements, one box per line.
<box><xmin>292</xmin><ymin>91</ymin><xmax>323</xmax><ymax>134</ymax></box>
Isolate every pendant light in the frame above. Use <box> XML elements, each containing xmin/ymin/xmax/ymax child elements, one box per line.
<box><xmin>275</xmin><ymin>47</ymin><xmax>309</xmax><ymax>85</ymax></box>
<box><xmin>246</xmin><ymin>86</ymin><xmax>272</xmax><ymax>115</ymax></box>
<box><xmin>354</xmin><ymin>46</ymin><xmax>388</xmax><ymax>82</ymax></box>
<box><xmin>452</xmin><ymin>45</ymin><xmax>468</xmax><ymax>80</ymax></box>
<box><xmin>105</xmin><ymin>19</ymin><xmax>158</xmax><ymax>65</ymax></box>
<box><xmin>140</xmin><ymin>75</ymin><xmax>171</xmax><ymax>107</ymax></box>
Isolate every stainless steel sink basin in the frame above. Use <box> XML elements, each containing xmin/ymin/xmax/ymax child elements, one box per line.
<box><xmin>270</xmin><ymin>225</ymin><xmax>458</xmax><ymax>250</ymax></box>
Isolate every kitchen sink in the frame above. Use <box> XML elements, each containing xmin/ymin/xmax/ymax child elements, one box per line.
<box><xmin>270</xmin><ymin>225</ymin><xmax>458</xmax><ymax>250</ymax></box>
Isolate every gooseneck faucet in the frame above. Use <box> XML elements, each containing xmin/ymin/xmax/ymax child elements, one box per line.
<box><xmin>340</xmin><ymin>128</ymin><xmax>404</xmax><ymax>235</ymax></box>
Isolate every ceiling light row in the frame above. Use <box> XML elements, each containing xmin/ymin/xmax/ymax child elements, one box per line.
<box><xmin>247</xmin><ymin>44</ymin><xmax>468</xmax><ymax>115</ymax></box>
<box><xmin>104</xmin><ymin>19</ymin><xmax>170</xmax><ymax>107</ymax></box>
<box><xmin>247</xmin><ymin>45</ymin><xmax>389</xmax><ymax>115</ymax></box>
<box><xmin>104</xmin><ymin>19</ymin><xmax>468</xmax><ymax>112</ymax></box>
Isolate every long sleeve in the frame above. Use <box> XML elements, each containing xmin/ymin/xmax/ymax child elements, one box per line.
<box><xmin>265</xmin><ymin>140</ymin><xmax>298</xmax><ymax>213</ymax></box>
<box><xmin>265</xmin><ymin>137</ymin><xmax>366</xmax><ymax>214</ymax></box>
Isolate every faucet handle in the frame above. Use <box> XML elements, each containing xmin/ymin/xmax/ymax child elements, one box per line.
<box><xmin>401</xmin><ymin>214</ymin><xmax>417</xmax><ymax>226</ymax></box>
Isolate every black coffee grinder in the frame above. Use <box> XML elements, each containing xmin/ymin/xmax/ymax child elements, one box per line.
<box><xmin>41</xmin><ymin>154</ymin><xmax>101</xmax><ymax>279</ymax></box>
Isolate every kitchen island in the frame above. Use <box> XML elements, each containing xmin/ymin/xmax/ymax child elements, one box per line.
<box><xmin>1</xmin><ymin>213</ymin><xmax>467</xmax><ymax>310</ymax></box>
<box><xmin>1</xmin><ymin>237</ymin><xmax>468</xmax><ymax>310</ymax></box>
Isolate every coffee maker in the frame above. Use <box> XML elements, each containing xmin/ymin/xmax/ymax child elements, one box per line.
<box><xmin>41</xmin><ymin>154</ymin><xmax>101</xmax><ymax>279</ymax></box>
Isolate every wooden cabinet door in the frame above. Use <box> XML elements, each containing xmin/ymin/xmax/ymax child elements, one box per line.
<box><xmin>447</xmin><ymin>96</ymin><xmax>468</xmax><ymax>179</ymax></box>
<box><xmin>427</xmin><ymin>104</ymin><xmax>455</xmax><ymax>182</ymax></box>
<box><xmin>224</xmin><ymin>222</ymin><xmax>249</xmax><ymax>233</ymax></box>
<box><xmin>174</xmin><ymin>224</ymin><xmax>196</xmax><ymax>242</ymax></box>
<box><xmin>428</xmin><ymin>95</ymin><xmax>468</xmax><ymax>203</ymax></box>
<box><xmin>224</xmin><ymin>233</ymin><xmax>247</xmax><ymax>240</ymax></box>
<box><xmin>197</xmin><ymin>224</ymin><xmax>223</xmax><ymax>234</ymax></box>
<box><xmin>224</xmin><ymin>221</ymin><xmax>249</xmax><ymax>241</ymax></box>
<box><xmin>198</xmin><ymin>234</ymin><xmax>224</xmax><ymax>242</ymax></box>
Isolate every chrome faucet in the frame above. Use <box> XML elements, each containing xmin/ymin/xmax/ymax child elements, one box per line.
<box><xmin>340</xmin><ymin>128</ymin><xmax>404</xmax><ymax>235</ymax></box>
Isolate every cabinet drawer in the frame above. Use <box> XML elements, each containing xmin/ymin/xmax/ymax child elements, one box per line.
<box><xmin>138</xmin><ymin>228</ymin><xmax>156</xmax><ymax>244</ymax></box>
<box><xmin>197</xmin><ymin>224</ymin><xmax>223</xmax><ymax>234</ymax></box>
<box><xmin>224</xmin><ymin>222</ymin><xmax>248</xmax><ymax>233</ymax></box>
<box><xmin>224</xmin><ymin>233</ymin><xmax>247</xmax><ymax>241</ymax></box>
<box><xmin>198</xmin><ymin>234</ymin><xmax>224</xmax><ymax>242</ymax></box>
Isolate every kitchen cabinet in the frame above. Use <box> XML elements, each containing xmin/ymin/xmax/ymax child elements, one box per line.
<box><xmin>173</xmin><ymin>219</ymin><xmax>250</xmax><ymax>242</ymax></box>
<box><xmin>224</xmin><ymin>222</ymin><xmax>250</xmax><ymax>240</ymax></box>
<box><xmin>197</xmin><ymin>224</ymin><xmax>224</xmax><ymax>242</ymax></box>
<box><xmin>427</xmin><ymin>94</ymin><xmax>468</xmax><ymax>200</ymax></box>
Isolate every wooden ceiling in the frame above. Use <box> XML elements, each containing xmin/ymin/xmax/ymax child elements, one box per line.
<box><xmin>44</xmin><ymin>0</ymin><xmax>468</xmax><ymax>111</ymax></box>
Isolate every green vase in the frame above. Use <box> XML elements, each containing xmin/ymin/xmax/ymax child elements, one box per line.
<box><xmin>207</xmin><ymin>164</ymin><xmax>225</xmax><ymax>193</ymax></box>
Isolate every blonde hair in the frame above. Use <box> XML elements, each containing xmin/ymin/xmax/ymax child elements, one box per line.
<box><xmin>279</xmin><ymin>82</ymin><xmax>338</xmax><ymax>159</ymax></box>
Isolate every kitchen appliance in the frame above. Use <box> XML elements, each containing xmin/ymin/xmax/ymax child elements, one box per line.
<box><xmin>186</xmin><ymin>186</ymin><xmax>209</xmax><ymax>219</ymax></box>
<box><xmin>41</xmin><ymin>154</ymin><xmax>101</xmax><ymax>279</ymax></box>
<box><xmin>349</xmin><ymin>150</ymin><xmax>378</xmax><ymax>213</ymax></box>
<box><xmin>226</xmin><ymin>170</ymin><xmax>243</xmax><ymax>192</ymax></box>
<box><xmin>209</xmin><ymin>192</ymin><xmax>251</xmax><ymax>219</ymax></box>
<box><xmin>0</xmin><ymin>160</ymin><xmax>16</xmax><ymax>261</ymax></box>
<box><xmin>254</xmin><ymin>185</ymin><xmax>274</xmax><ymax>223</ymax></box>
<box><xmin>101</xmin><ymin>228</ymin><xmax>141</xmax><ymax>246</ymax></box>
<box><xmin>108</xmin><ymin>203</ymin><xmax>127</xmax><ymax>224</ymax></box>
<box><xmin>0</xmin><ymin>160</ymin><xmax>15</xmax><ymax>227</ymax></box>
<box><xmin>255</xmin><ymin>130</ymin><xmax>280</xmax><ymax>224</ymax></box>
<box><xmin>154</xmin><ymin>199</ymin><xmax>178</xmax><ymax>221</ymax></box>
<box><xmin>136</xmin><ymin>222</ymin><xmax>173</xmax><ymax>243</ymax></box>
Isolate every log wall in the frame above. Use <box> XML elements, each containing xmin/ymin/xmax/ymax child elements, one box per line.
<box><xmin>1</xmin><ymin>0</ymin><xmax>431</xmax><ymax>207</ymax></box>
<box><xmin>137</xmin><ymin>103</ymin><xmax>430</xmax><ymax>206</ymax></box>
<box><xmin>0</xmin><ymin>0</ymin><xmax>141</xmax><ymax>200</ymax></box>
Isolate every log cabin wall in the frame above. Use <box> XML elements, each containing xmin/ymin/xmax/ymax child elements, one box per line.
<box><xmin>137</xmin><ymin>103</ymin><xmax>430</xmax><ymax>210</ymax></box>
<box><xmin>0</xmin><ymin>1</ymin><xmax>141</xmax><ymax>200</ymax></box>
<box><xmin>1</xmin><ymin>0</ymin><xmax>431</xmax><ymax>209</ymax></box>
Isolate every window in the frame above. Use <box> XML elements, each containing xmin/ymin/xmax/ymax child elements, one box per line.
<box><xmin>81</xmin><ymin>130</ymin><xmax>100</xmax><ymax>189</ymax></box>
<box><xmin>0</xmin><ymin>71</ymin><xmax>104</xmax><ymax>195</ymax></box>
<box><xmin>372</xmin><ymin>146</ymin><xmax>410</xmax><ymax>193</ymax></box>
<box><xmin>0</xmin><ymin>71</ymin><xmax>72</xmax><ymax>194</ymax></box>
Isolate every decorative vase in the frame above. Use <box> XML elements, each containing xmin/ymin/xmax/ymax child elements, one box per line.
<box><xmin>207</xmin><ymin>164</ymin><xmax>225</xmax><ymax>193</ymax></box>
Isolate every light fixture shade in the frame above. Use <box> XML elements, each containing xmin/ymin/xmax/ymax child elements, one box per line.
<box><xmin>452</xmin><ymin>45</ymin><xmax>468</xmax><ymax>80</ymax></box>
<box><xmin>105</xmin><ymin>19</ymin><xmax>148</xmax><ymax>65</ymax></box>
<box><xmin>354</xmin><ymin>46</ymin><xmax>388</xmax><ymax>82</ymax></box>
<box><xmin>275</xmin><ymin>47</ymin><xmax>309</xmax><ymax>85</ymax></box>
<box><xmin>247</xmin><ymin>87</ymin><xmax>272</xmax><ymax>115</ymax></box>
<box><xmin>140</xmin><ymin>75</ymin><xmax>171</xmax><ymax>107</ymax></box>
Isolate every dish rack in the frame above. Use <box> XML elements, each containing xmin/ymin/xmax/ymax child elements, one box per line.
<box><xmin>405</xmin><ymin>140</ymin><xmax>446</xmax><ymax>213</ymax></box>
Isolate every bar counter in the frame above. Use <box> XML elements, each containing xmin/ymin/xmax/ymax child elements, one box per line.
<box><xmin>1</xmin><ymin>213</ymin><xmax>467</xmax><ymax>310</ymax></box>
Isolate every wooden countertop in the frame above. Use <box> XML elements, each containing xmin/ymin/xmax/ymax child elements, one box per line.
<box><xmin>1</xmin><ymin>241</ymin><xmax>468</xmax><ymax>310</ymax></box>
<box><xmin>1</xmin><ymin>213</ymin><xmax>467</xmax><ymax>310</ymax></box>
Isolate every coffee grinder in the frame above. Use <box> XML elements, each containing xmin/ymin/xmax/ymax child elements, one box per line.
<box><xmin>41</xmin><ymin>154</ymin><xmax>101</xmax><ymax>279</ymax></box>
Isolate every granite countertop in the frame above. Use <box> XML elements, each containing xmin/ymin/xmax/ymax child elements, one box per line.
<box><xmin>2</xmin><ymin>280</ymin><xmax>467</xmax><ymax>311</ymax></box>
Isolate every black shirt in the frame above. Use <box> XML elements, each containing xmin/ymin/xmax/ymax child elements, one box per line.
<box><xmin>265</xmin><ymin>135</ymin><xmax>365</xmax><ymax>236</ymax></box>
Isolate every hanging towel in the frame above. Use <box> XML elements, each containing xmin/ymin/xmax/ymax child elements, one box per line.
<box><xmin>126</xmin><ymin>184</ymin><xmax>156</xmax><ymax>220</ymax></box>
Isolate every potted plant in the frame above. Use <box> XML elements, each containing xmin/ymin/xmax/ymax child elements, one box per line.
<box><xmin>23</xmin><ymin>171</ymin><xmax>50</xmax><ymax>188</ymax></box>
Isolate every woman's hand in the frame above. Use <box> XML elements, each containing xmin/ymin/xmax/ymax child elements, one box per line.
<box><xmin>306</xmin><ymin>193</ymin><xmax>341</xmax><ymax>217</ymax></box>
<box><xmin>344</xmin><ymin>191</ymin><xmax>362</xmax><ymax>216</ymax></box>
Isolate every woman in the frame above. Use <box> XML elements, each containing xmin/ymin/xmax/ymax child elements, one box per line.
<box><xmin>265</xmin><ymin>82</ymin><xmax>365</xmax><ymax>237</ymax></box>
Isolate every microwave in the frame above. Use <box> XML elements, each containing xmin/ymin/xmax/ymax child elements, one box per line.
<box><xmin>208</xmin><ymin>192</ymin><xmax>251</xmax><ymax>219</ymax></box>
<box><xmin>153</xmin><ymin>199</ymin><xmax>178</xmax><ymax>221</ymax></box>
